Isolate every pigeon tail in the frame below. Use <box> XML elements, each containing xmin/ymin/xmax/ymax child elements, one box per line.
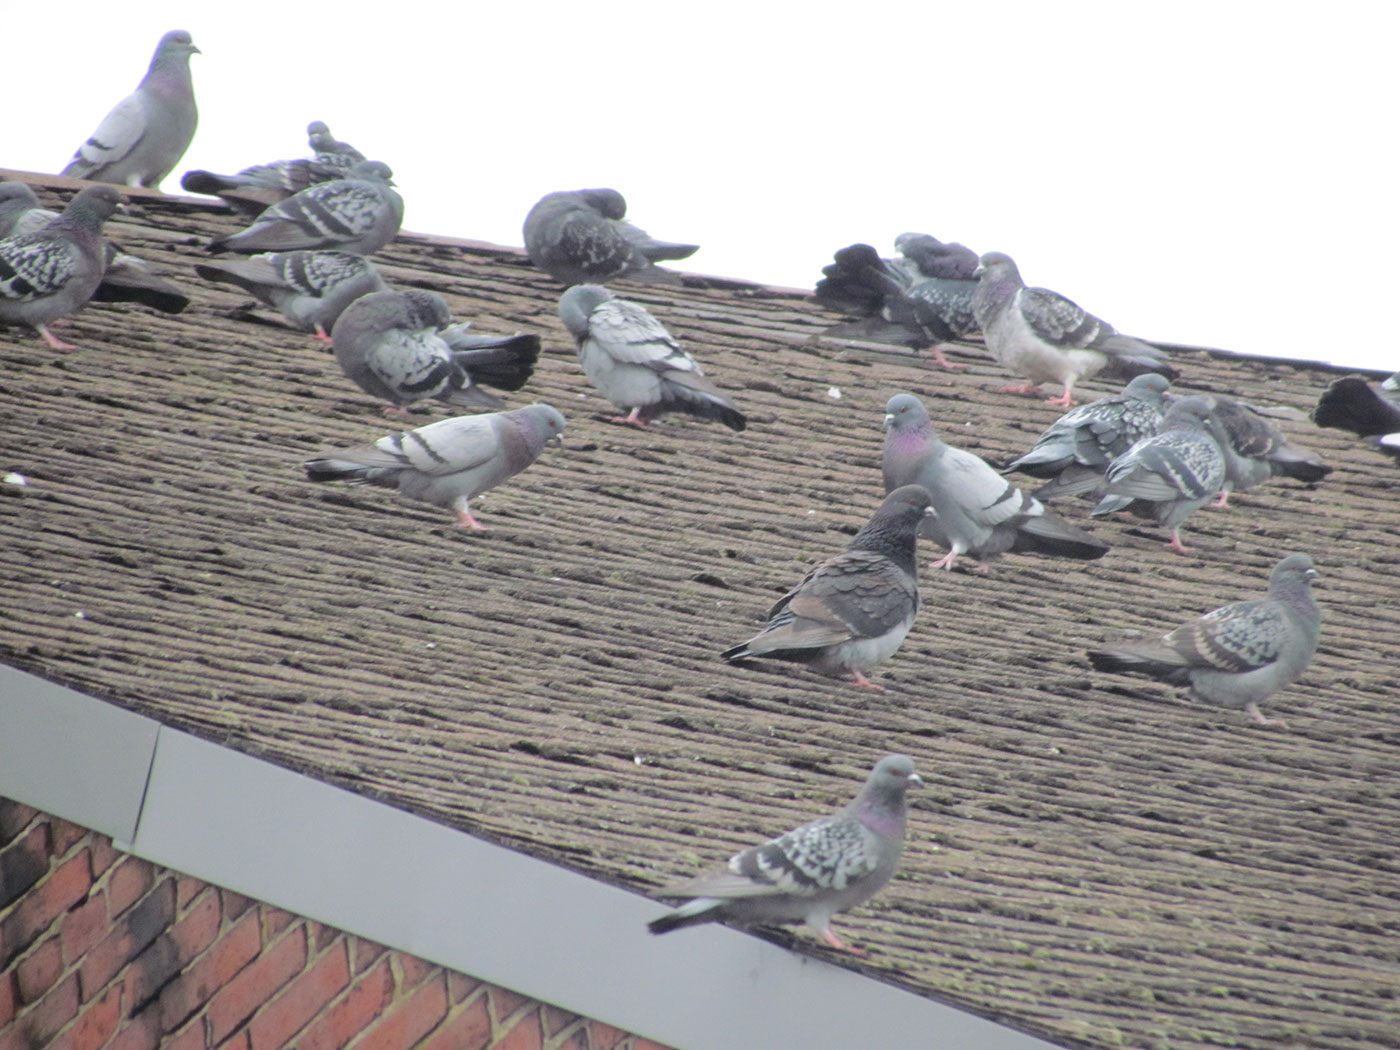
<box><xmin>180</xmin><ymin>170</ymin><xmax>240</xmax><ymax>196</ymax></box>
<box><xmin>1088</xmin><ymin>646</ymin><xmax>1191</xmax><ymax>684</ymax></box>
<box><xmin>638</xmin><ymin>238</ymin><xmax>700</xmax><ymax>263</ymax></box>
<box><xmin>1012</xmin><ymin>515</ymin><xmax>1110</xmax><ymax>559</ymax></box>
<box><xmin>1098</xmin><ymin>335</ymin><xmax>1179</xmax><ymax>381</ymax></box>
<box><xmin>303</xmin><ymin>458</ymin><xmax>395</xmax><ymax>487</ymax></box>
<box><xmin>647</xmin><ymin>898</ymin><xmax>722</xmax><ymax>935</ymax></box>
<box><xmin>447</xmin><ymin>335</ymin><xmax>541</xmax><ymax>392</ymax></box>
<box><xmin>1313</xmin><ymin>376</ymin><xmax>1400</xmax><ymax>437</ymax></box>
<box><xmin>652</xmin><ymin>377</ymin><xmax>747</xmax><ymax>432</ymax></box>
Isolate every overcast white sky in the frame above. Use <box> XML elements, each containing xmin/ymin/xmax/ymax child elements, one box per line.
<box><xmin>6</xmin><ymin>3</ymin><xmax>1394</xmax><ymax>374</ymax></box>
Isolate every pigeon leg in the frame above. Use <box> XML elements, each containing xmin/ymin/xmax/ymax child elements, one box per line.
<box><xmin>36</xmin><ymin>324</ymin><xmax>78</xmax><ymax>351</ymax></box>
<box><xmin>1245</xmin><ymin>703</ymin><xmax>1288</xmax><ymax>729</ymax></box>
<box><xmin>1044</xmin><ymin>384</ymin><xmax>1078</xmax><ymax>407</ymax></box>
<box><xmin>928</xmin><ymin>346</ymin><xmax>967</xmax><ymax>371</ymax></box>
<box><xmin>849</xmin><ymin>670</ymin><xmax>887</xmax><ymax>692</ymax></box>
<box><xmin>609</xmin><ymin>407</ymin><xmax>650</xmax><ymax>428</ymax></box>
<box><xmin>381</xmin><ymin>404</ymin><xmax>410</xmax><ymax>419</ymax></box>
<box><xmin>452</xmin><ymin>500</ymin><xmax>488</xmax><ymax>531</ymax></box>
<box><xmin>929</xmin><ymin>550</ymin><xmax>959</xmax><ymax>571</ymax></box>
<box><xmin>818</xmin><ymin>927</ymin><xmax>866</xmax><ymax>954</ymax></box>
<box><xmin>999</xmin><ymin>383</ymin><xmax>1044</xmax><ymax>397</ymax></box>
<box><xmin>1213</xmin><ymin>491</ymin><xmax>1231</xmax><ymax>508</ymax></box>
<box><xmin>1164</xmin><ymin>528</ymin><xmax>1192</xmax><ymax>554</ymax></box>
<box><xmin>312</xmin><ymin>325</ymin><xmax>333</xmax><ymax>343</ymax></box>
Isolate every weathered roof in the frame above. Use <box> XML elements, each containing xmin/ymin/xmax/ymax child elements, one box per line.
<box><xmin>3</xmin><ymin>171</ymin><xmax>1398</xmax><ymax>1050</ymax></box>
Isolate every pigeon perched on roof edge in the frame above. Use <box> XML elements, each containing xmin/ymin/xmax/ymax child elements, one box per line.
<box><xmin>524</xmin><ymin>188</ymin><xmax>698</xmax><ymax>286</ymax></box>
<box><xmin>648</xmin><ymin>754</ymin><xmax>923</xmax><ymax>952</ymax></box>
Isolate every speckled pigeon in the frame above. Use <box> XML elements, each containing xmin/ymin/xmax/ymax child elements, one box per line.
<box><xmin>195</xmin><ymin>250</ymin><xmax>387</xmax><ymax>339</ymax></box>
<box><xmin>882</xmin><ymin>393</ymin><xmax>1109</xmax><ymax>571</ymax></box>
<box><xmin>523</xmin><ymin>188</ymin><xmax>698</xmax><ymax>285</ymax></box>
<box><xmin>648</xmin><ymin>754</ymin><xmax>923</xmax><ymax>951</ymax></box>
<box><xmin>1313</xmin><ymin>372</ymin><xmax>1400</xmax><ymax>443</ymax></box>
<box><xmin>721</xmin><ymin>486</ymin><xmax>933</xmax><ymax>689</ymax></box>
<box><xmin>1089</xmin><ymin>553</ymin><xmax>1320</xmax><ymax>728</ymax></box>
<box><xmin>61</xmin><ymin>31</ymin><xmax>199</xmax><ymax>189</ymax></box>
<box><xmin>1207</xmin><ymin>396</ymin><xmax>1331</xmax><ymax>506</ymax></box>
<box><xmin>303</xmin><ymin>403</ymin><xmax>566</xmax><ymax>530</ymax></box>
<box><xmin>1005</xmin><ymin>374</ymin><xmax>1172</xmax><ymax>499</ymax></box>
<box><xmin>972</xmin><ymin>252</ymin><xmax>1175</xmax><ymax>406</ymax></box>
<box><xmin>332</xmin><ymin>290</ymin><xmax>538</xmax><ymax>415</ymax></box>
<box><xmin>813</xmin><ymin>236</ymin><xmax>979</xmax><ymax>369</ymax></box>
<box><xmin>557</xmin><ymin>284</ymin><xmax>745</xmax><ymax>431</ymax></box>
<box><xmin>1</xmin><ymin>181</ymin><xmax>187</xmax><ymax>314</ymax></box>
<box><xmin>0</xmin><ymin>185</ymin><xmax>123</xmax><ymax>349</ymax></box>
<box><xmin>207</xmin><ymin>162</ymin><xmax>402</xmax><ymax>256</ymax></box>
<box><xmin>181</xmin><ymin>121</ymin><xmax>366</xmax><ymax>214</ymax></box>
<box><xmin>1091</xmin><ymin>395</ymin><xmax>1227</xmax><ymax>553</ymax></box>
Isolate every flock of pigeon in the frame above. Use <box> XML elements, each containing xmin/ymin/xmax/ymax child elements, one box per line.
<box><xmin>0</xmin><ymin>30</ymin><xmax>1367</xmax><ymax>952</ymax></box>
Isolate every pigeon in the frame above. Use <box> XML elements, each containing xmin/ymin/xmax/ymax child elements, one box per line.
<box><xmin>812</xmin><ymin>236</ymin><xmax>979</xmax><ymax>370</ymax></box>
<box><xmin>882</xmin><ymin>393</ymin><xmax>1110</xmax><ymax>571</ymax></box>
<box><xmin>721</xmin><ymin>486</ymin><xmax>933</xmax><ymax>689</ymax></box>
<box><xmin>0</xmin><ymin>181</ymin><xmax>187</xmax><ymax>314</ymax></box>
<box><xmin>1207</xmin><ymin>396</ymin><xmax>1331</xmax><ymax>506</ymax></box>
<box><xmin>333</xmin><ymin>290</ymin><xmax>539</xmax><ymax>414</ymax></box>
<box><xmin>0</xmin><ymin>185</ymin><xmax>123</xmax><ymax>349</ymax></box>
<box><xmin>61</xmin><ymin>31</ymin><xmax>200</xmax><ymax>189</ymax></box>
<box><xmin>1004</xmin><ymin>374</ymin><xmax>1172</xmax><ymax>499</ymax></box>
<box><xmin>1313</xmin><ymin>372</ymin><xmax>1400</xmax><ymax>441</ymax></box>
<box><xmin>207</xmin><ymin>162</ymin><xmax>402</xmax><ymax>255</ymax></box>
<box><xmin>194</xmin><ymin>250</ymin><xmax>387</xmax><ymax>339</ymax></box>
<box><xmin>1091</xmin><ymin>395</ymin><xmax>1227</xmax><ymax>553</ymax></box>
<box><xmin>1088</xmin><ymin>553</ymin><xmax>1321</xmax><ymax>728</ymax></box>
<box><xmin>648</xmin><ymin>754</ymin><xmax>923</xmax><ymax>952</ymax></box>
<box><xmin>303</xmin><ymin>403</ymin><xmax>566</xmax><ymax>530</ymax></box>
<box><xmin>557</xmin><ymin>284</ymin><xmax>745</xmax><ymax>431</ymax></box>
<box><xmin>181</xmin><ymin>121</ymin><xmax>366</xmax><ymax>214</ymax></box>
<box><xmin>523</xmin><ymin>188</ymin><xmax>698</xmax><ymax>285</ymax></box>
<box><xmin>972</xmin><ymin>252</ymin><xmax>1176</xmax><ymax>406</ymax></box>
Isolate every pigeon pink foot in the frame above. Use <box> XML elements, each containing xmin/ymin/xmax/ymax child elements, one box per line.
<box><xmin>849</xmin><ymin>670</ymin><xmax>887</xmax><ymax>691</ymax></box>
<box><xmin>37</xmin><ymin>324</ymin><xmax>78</xmax><ymax>351</ymax></box>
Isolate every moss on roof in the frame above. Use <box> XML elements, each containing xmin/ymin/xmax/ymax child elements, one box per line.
<box><xmin>3</xmin><ymin>172</ymin><xmax>1398</xmax><ymax>1050</ymax></box>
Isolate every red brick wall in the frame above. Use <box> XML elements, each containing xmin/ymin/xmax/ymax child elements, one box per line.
<box><xmin>0</xmin><ymin>800</ymin><xmax>673</xmax><ymax>1050</ymax></box>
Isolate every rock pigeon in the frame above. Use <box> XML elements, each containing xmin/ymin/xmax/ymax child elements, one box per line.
<box><xmin>648</xmin><ymin>754</ymin><xmax>923</xmax><ymax>952</ymax></box>
<box><xmin>1313</xmin><ymin>373</ymin><xmax>1400</xmax><ymax>442</ymax></box>
<box><xmin>557</xmin><ymin>284</ymin><xmax>745</xmax><ymax>431</ymax></box>
<box><xmin>0</xmin><ymin>181</ymin><xmax>187</xmax><ymax>314</ymax></box>
<box><xmin>194</xmin><ymin>250</ymin><xmax>387</xmax><ymax>339</ymax></box>
<box><xmin>61</xmin><ymin>31</ymin><xmax>200</xmax><ymax>189</ymax></box>
<box><xmin>303</xmin><ymin>403</ymin><xmax>566</xmax><ymax>530</ymax></box>
<box><xmin>812</xmin><ymin>236</ymin><xmax>979</xmax><ymax>370</ymax></box>
<box><xmin>1005</xmin><ymin>374</ymin><xmax>1172</xmax><ymax>499</ymax></box>
<box><xmin>882</xmin><ymin>393</ymin><xmax>1109</xmax><ymax>571</ymax></box>
<box><xmin>0</xmin><ymin>185</ymin><xmax>123</xmax><ymax>349</ymax></box>
<box><xmin>181</xmin><ymin>121</ymin><xmax>366</xmax><ymax>214</ymax></box>
<box><xmin>207</xmin><ymin>162</ymin><xmax>402</xmax><ymax>256</ymax></box>
<box><xmin>721</xmin><ymin>486</ymin><xmax>933</xmax><ymax>689</ymax></box>
<box><xmin>972</xmin><ymin>252</ymin><xmax>1176</xmax><ymax>406</ymax></box>
<box><xmin>333</xmin><ymin>290</ymin><xmax>539</xmax><ymax>414</ymax></box>
<box><xmin>1088</xmin><ymin>553</ymin><xmax>1320</xmax><ymax>728</ymax></box>
<box><xmin>1207</xmin><ymin>396</ymin><xmax>1331</xmax><ymax>506</ymax></box>
<box><xmin>1091</xmin><ymin>395</ymin><xmax>1227</xmax><ymax>553</ymax></box>
<box><xmin>523</xmin><ymin>188</ymin><xmax>698</xmax><ymax>285</ymax></box>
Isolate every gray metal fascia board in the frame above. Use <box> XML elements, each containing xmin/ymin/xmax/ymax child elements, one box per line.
<box><xmin>133</xmin><ymin>726</ymin><xmax>1059</xmax><ymax>1050</ymax></box>
<box><xmin>0</xmin><ymin>664</ymin><xmax>158</xmax><ymax>842</ymax></box>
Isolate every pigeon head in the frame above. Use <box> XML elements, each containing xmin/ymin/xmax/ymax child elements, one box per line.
<box><xmin>854</xmin><ymin>754</ymin><xmax>924</xmax><ymax>833</ymax></box>
<box><xmin>63</xmin><ymin>185</ymin><xmax>124</xmax><ymax>228</ymax></box>
<box><xmin>557</xmin><ymin>283</ymin><xmax>615</xmax><ymax>339</ymax></box>
<box><xmin>1270</xmin><ymin>553</ymin><xmax>1319</xmax><ymax>595</ymax></box>
<box><xmin>306</xmin><ymin>121</ymin><xmax>330</xmax><ymax>138</ymax></box>
<box><xmin>1123</xmin><ymin>373</ymin><xmax>1172</xmax><ymax>401</ymax></box>
<box><xmin>349</xmin><ymin>161</ymin><xmax>394</xmax><ymax>185</ymax></box>
<box><xmin>0</xmin><ymin>183</ymin><xmax>41</xmax><ymax>232</ymax></box>
<box><xmin>399</xmin><ymin>290</ymin><xmax>452</xmax><ymax>329</ymax></box>
<box><xmin>883</xmin><ymin>392</ymin><xmax>934</xmax><ymax>434</ymax></box>
<box><xmin>520</xmin><ymin>403</ymin><xmax>569</xmax><ymax>448</ymax></box>
<box><xmin>1161</xmin><ymin>395</ymin><xmax>1218</xmax><ymax>429</ymax></box>
<box><xmin>974</xmin><ymin>251</ymin><xmax>1019</xmax><ymax>281</ymax></box>
<box><xmin>578</xmin><ymin>188</ymin><xmax>628</xmax><ymax>220</ymax></box>
<box><xmin>152</xmin><ymin>30</ymin><xmax>200</xmax><ymax>63</ymax></box>
<box><xmin>849</xmin><ymin>486</ymin><xmax>935</xmax><ymax>563</ymax></box>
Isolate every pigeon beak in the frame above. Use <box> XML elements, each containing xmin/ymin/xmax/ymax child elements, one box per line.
<box><xmin>882</xmin><ymin>413</ymin><xmax>895</xmax><ymax>430</ymax></box>
<box><xmin>908</xmin><ymin>773</ymin><xmax>925</xmax><ymax>788</ymax></box>
<box><xmin>973</xmin><ymin>266</ymin><xmax>986</xmax><ymax>279</ymax></box>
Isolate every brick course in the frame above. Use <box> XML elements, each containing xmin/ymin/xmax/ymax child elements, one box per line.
<box><xmin>0</xmin><ymin>800</ymin><xmax>672</xmax><ymax>1050</ymax></box>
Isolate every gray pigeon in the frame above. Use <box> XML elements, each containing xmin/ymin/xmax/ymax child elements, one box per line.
<box><xmin>333</xmin><ymin>290</ymin><xmax>539</xmax><ymax>414</ymax></box>
<box><xmin>181</xmin><ymin>121</ymin><xmax>366</xmax><ymax>214</ymax></box>
<box><xmin>0</xmin><ymin>181</ymin><xmax>187</xmax><ymax>314</ymax></box>
<box><xmin>1088</xmin><ymin>553</ymin><xmax>1321</xmax><ymax>728</ymax></box>
<box><xmin>1313</xmin><ymin>373</ymin><xmax>1400</xmax><ymax>452</ymax></box>
<box><xmin>0</xmin><ymin>185</ymin><xmax>123</xmax><ymax>349</ymax></box>
<box><xmin>303</xmin><ymin>403</ymin><xmax>566</xmax><ymax>530</ymax></box>
<box><xmin>882</xmin><ymin>393</ymin><xmax>1109</xmax><ymax>571</ymax></box>
<box><xmin>1207</xmin><ymin>396</ymin><xmax>1331</xmax><ymax>506</ymax></box>
<box><xmin>194</xmin><ymin>250</ymin><xmax>387</xmax><ymax>338</ymax></box>
<box><xmin>61</xmin><ymin>31</ymin><xmax>200</xmax><ymax>188</ymax></box>
<box><xmin>557</xmin><ymin>284</ymin><xmax>746</xmax><ymax>431</ymax></box>
<box><xmin>721</xmin><ymin>486</ymin><xmax>933</xmax><ymax>689</ymax></box>
<box><xmin>523</xmin><ymin>188</ymin><xmax>698</xmax><ymax>285</ymax></box>
<box><xmin>812</xmin><ymin>237</ymin><xmax>979</xmax><ymax>370</ymax></box>
<box><xmin>648</xmin><ymin>754</ymin><xmax>923</xmax><ymax>952</ymax></box>
<box><xmin>1091</xmin><ymin>395</ymin><xmax>1227</xmax><ymax>553</ymax></box>
<box><xmin>207</xmin><ymin>162</ymin><xmax>402</xmax><ymax>255</ymax></box>
<box><xmin>1005</xmin><ymin>374</ymin><xmax>1172</xmax><ymax>499</ymax></box>
<box><xmin>972</xmin><ymin>252</ymin><xmax>1176</xmax><ymax>406</ymax></box>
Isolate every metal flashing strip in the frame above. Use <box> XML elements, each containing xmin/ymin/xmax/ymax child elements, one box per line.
<box><xmin>0</xmin><ymin>665</ymin><xmax>1059</xmax><ymax>1050</ymax></box>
